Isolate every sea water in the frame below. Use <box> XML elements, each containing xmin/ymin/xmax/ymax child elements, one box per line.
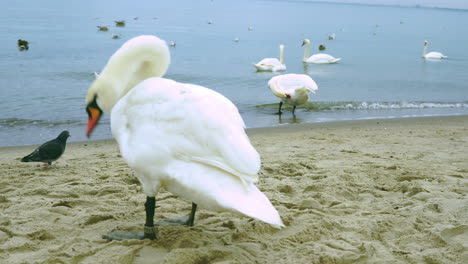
<box><xmin>1</xmin><ymin>0</ymin><xmax>467</xmax><ymax>146</ymax></box>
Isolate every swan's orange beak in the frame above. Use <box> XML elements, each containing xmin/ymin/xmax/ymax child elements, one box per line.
<box><xmin>86</xmin><ymin>96</ymin><xmax>102</xmax><ymax>138</ymax></box>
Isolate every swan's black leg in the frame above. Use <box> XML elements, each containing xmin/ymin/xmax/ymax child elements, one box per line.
<box><xmin>292</xmin><ymin>105</ymin><xmax>297</xmax><ymax>116</ymax></box>
<box><xmin>277</xmin><ymin>102</ymin><xmax>283</xmax><ymax>115</ymax></box>
<box><xmin>187</xmin><ymin>203</ymin><xmax>197</xmax><ymax>226</ymax></box>
<box><xmin>144</xmin><ymin>196</ymin><xmax>157</xmax><ymax>239</ymax></box>
<box><xmin>102</xmin><ymin>196</ymin><xmax>158</xmax><ymax>240</ymax></box>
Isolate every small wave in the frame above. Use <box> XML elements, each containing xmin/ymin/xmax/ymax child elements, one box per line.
<box><xmin>0</xmin><ymin>118</ymin><xmax>83</xmax><ymax>128</ymax></box>
<box><xmin>328</xmin><ymin>102</ymin><xmax>468</xmax><ymax>110</ymax></box>
<box><xmin>256</xmin><ymin>101</ymin><xmax>468</xmax><ymax>111</ymax></box>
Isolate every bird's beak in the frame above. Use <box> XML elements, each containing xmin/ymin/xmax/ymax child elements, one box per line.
<box><xmin>86</xmin><ymin>96</ymin><xmax>102</xmax><ymax>138</ymax></box>
<box><xmin>301</xmin><ymin>41</ymin><xmax>306</xmax><ymax>46</ymax></box>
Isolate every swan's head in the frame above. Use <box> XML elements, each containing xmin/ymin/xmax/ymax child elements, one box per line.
<box><xmin>85</xmin><ymin>77</ymin><xmax>115</xmax><ymax>137</ymax></box>
<box><xmin>424</xmin><ymin>40</ymin><xmax>428</xmax><ymax>46</ymax></box>
<box><xmin>301</xmin><ymin>39</ymin><xmax>310</xmax><ymax>46</ymax></box>
<box><xmin>85</xmin><ymin>35</ymin><xmax>171</xmax><ymax>137</ymax></box>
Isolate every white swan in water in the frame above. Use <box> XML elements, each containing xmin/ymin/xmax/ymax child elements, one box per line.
<box><xmin>253</xmin><ymin>44</ymin><xmax>286</xmax><ymax>72</ymax></box>
<box><xmin>268</xmin><ymin>74</ymin><xmax>318</xmax><ymax>115</ymax></box>
<box><xmin>85</xmin><ymin>35</ymin><xmax>284</xmax><ymax>240</ymax></box>
<box><xmin>302</xmin><ymin>39</ymin><xmax>341</xmax><ymax>64</ymax></box>
<box><xmin>422</xmin><ymin>40</ymin><xmax>447</xmax><ymax>59</ymax></box>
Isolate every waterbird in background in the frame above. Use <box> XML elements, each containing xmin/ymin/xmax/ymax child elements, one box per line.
<box><xmin>253</xmin><ymin>44</ymin><xmax>286</xmax><ymax>72</ymax></box>
<box><xmin>268</xmin><ymin>74</ymin><xmax>318</xmax><ymax>115</ymax></box>
<box><xmin>17</xmin><ymin>39</ymin><xmax>29</xmax><ymax>51</ymax></box>
<box><xmin>328</xmin><ymin>33</ymin><xmax>336</xmax><ymax>40</ymax></box>
<box><xmin>115</xmin><ymin>20</ymin><xmax>125</xmax><ymax>27</ymax></box>
<box><xmin>302</xmin><ymin>39</ymin><xmax>341</xmax><ymax>64</ymax></box>
<box><xmin>85</xmin><ymin>35</ymin><xmax>284</xmax><ymax>240</ymax></box>
<box><xmin>422</xmin><ymin>40</ymin><xmax>447</xmax><ymax>59</ymax></box>
<box><xmin>21</xmin><ymin>131</ymin><xmax>70</xmax><ymax>169</ymax></box>
<box><xmin>97</xmin><ymin>26</ymin><xmax>109</xmax><ymax>31</ymax></box>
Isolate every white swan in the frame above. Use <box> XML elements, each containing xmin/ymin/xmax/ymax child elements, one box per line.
<box><xmin>85</xmin><ymin>35</ymin><xmax>284</xmax><ymax>240</ymax></box>
<box><xmin>268</xmin><ymin>74</ymin><xmax>318</xmax><ymax>115</ymax></box>
<box><xmin>302</xmin><ymin>39</ymin><xmax>341</xmax><ymax>64</ymax></box>
<box><xmin>422</xmin><ymin>40</ymin><xmax>447</xmax><ymax>59</ymax></box>
<box><xmin>253</xmin><ymin>44</ymin><xmax>286</xmax><ymax>72</ymax></box>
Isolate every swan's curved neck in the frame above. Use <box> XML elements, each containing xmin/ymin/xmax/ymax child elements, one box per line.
<box><xmin>423</xmin><ymin>43</ymin><xmax>429</xmax><ymax>57</ymax></box>
<box><xmin>279</xmin><ymin>45</ymin><xmax>284</xmax><ymax>64</ymax></box>
<box><xmin>303</xmin><ymin>42</ymin><xmax>310</xmax><ymax>61</ymax></box>
<box><xmin>87</xmin><ymin>36</ymin><xmax>170</xmax><ymax>113</ymax></box>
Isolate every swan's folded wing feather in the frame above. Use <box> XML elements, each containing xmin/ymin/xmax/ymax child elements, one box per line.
<box><xmin>113</xmin><ymin>78</ymin><xmax>260</xmax><ymax>185</ymax></box>
<box><xmin>269</xmin><ymin>74</ymin><xmax>318</xmax><ymax>96</ymax></box>
<box><xmin>179</xmin><ymin>83</ymin><xmax>261</xmax><ymax>184</ymax></box>
<box><xmin>256</xmin><ymin>58</ymin><xmax>280</xmax><ymax>67</ymax></box>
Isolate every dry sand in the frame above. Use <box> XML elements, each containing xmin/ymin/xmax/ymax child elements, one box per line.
<box><xmin>0</xmin><ymin>116</ymin><xmax>467</xmax><ymax>264</ymax></box>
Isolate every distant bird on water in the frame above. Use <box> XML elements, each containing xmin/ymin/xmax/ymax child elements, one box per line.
<box><xmin>302</xmin><ymin>39</ymin><xmax>341</xmax><ymax>64</ymax></box>
<box><xmin>422</xmin><ymin>40</ymin><xmax>447</xmax><ymax>59</ymax></box>
<box><xmin>21</xmin><ymin>131</ymin><xmax>70</xmax><ymax>169</ymax></box>
<box><xmin>97</xmin><ymin>26</ymin><xmax>109</xmax><ymax>31</ymax></box>
<box><xmin>253</xmin><ymin>44</ymin><xmax>286</xmax><ymax>72</ymax></box>
<box><xmin>115</xmin><ymin>20</ymin><xmax>126</xmax><ymax>27</ymax></box>
<box><xmin>17</xmin><ymin>39</ymin><xmax>29</xmax><ymax>51</ymax></box>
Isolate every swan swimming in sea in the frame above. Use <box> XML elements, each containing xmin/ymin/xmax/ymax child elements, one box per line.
<box><xmin>422</xmin><ymin>40</ymin><xmax>447</xmax><ymax>59</ymax></box>
<box><xmin>85</xmin><ymin>35</ymin><xmax>284</xmax><ymax>240</ymax></box>
<box><xmin>268</xmin><ymin>74</ymin><xmax>318</xmax><ymax>115</ymax></box>
<box><xmin>253</xmin><ymin>44</ymin><xmax>286</xmax><ymax>72</ymax></box>
<box><xmin>302</xmin><ymin>39</ymin><xmax>341</xmax><ymax>64</ymax></box>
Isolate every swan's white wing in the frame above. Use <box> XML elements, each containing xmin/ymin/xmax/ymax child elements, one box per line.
<box><xmin>253</xmin><ymin>58</ymin><xmax>285</xmax><ymax>71</ymax></box>
<box><xmin>307</xmin><ymin>53</ymin><xmax>341</xmax><ymax>64</ymax></box>
<box><xmin>111</xmin><ymin>77</ymin><xmax>260</xmax><ymax>186</ymax></box>
<box><xmin>268</xmin><ymin>74</ymin><xmax>318</xmax><ymax>98</ymax></box>
<box><xmin>256</xmin><ymin>58</ymin><xmax>280</xmax><ymax>66</ymax></box>
<box><xmin>425</xmin><ymin>51</ymin><xmax>447</xmax><ymax>59</ymax></box>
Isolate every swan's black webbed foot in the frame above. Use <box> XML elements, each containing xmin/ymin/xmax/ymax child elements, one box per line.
<box><xmin>102</xmin><ymin>226</ymin><xmax>158</xmax><ymax>240</ymax></box>
<box><xmin>157</xmin><ymin>215</ymin><xmax>194</xmax><ymax>226</ymax></box>
<box><xmin>158</xmin><ymin>203</ymin><xmax>197</xmax><ymax>227</ymax></box>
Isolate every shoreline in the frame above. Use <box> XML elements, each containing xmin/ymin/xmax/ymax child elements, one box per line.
<box><xmin>2</xmin><ymin>115</ymin><xmax>467</xmax><ymax>150</ymax></box>
<box><xmin>1</xmin><ymin>114</ymin><xmax>467</xmax><ymax>263</ymax></box>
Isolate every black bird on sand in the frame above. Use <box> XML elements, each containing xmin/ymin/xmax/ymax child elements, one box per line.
<box><xmin>21</xmin><ymin>131</ymin><xmax>70</xmax><ymax>168</ymax></box>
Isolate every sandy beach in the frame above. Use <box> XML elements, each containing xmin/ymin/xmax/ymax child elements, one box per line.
<box><xmin>0</xmin><ymin>116</ymin><xmax>467</xmax><ymax>264</ymax></box>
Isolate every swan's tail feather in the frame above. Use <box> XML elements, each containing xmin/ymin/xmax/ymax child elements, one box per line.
<box><xmin>167</xmin><ymin>161</ymin><xmax>284</xmax><ymax>229</ymax></box>
<box><xmin>331</xmin><ymin>58</ymin><xmax>341</xmax><ymax>63</ymax></box>
<box><xmin>229</xmin><ymin>184</ymin><xmax>285</xmax><ymax>228</ymax></box>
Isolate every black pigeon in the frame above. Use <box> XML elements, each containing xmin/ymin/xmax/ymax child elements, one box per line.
<box><xmin>21</xmin><ymin>131</ymin><xmax>70</xmax><ymax>168</ymax></box>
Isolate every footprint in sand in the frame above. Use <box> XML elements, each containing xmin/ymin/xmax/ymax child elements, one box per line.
<box><xmin>440</xmin><ymin>225</ymin><xmax>468</xmax><ymax>248</ymax></box>
<box><xmin>81</xmin><ymin>214</ymin><xmax>115</xmax><ymax>226</ymax></box>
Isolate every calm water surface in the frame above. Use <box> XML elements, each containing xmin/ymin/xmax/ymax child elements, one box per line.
<box><xmin>1</xmin><ymin>0</ymin><xmax>467</xmax><ymax>146</ymax></box>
